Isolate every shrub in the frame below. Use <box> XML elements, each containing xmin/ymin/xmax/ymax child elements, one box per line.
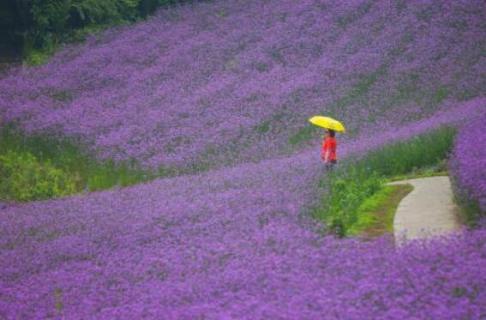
<box><xmin>14</xmin><ymin>0</ymin><xmax>192</xmax><ymax>62</ymax></box>
<box><xmin>313</xmin><ymin>165</ymin><xmax>383</xmax><ymax>237</ymax></box>
<box><xmin>0</xmin><ymin>150</ymin><xmax>77</xmax><ymax>201</ymax></box>
<box><xmin>449</xmin><ymin>112</ymin><xmax>486</xmax><ymax>226</ymax></box>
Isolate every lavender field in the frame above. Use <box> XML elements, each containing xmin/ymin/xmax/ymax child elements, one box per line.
<box><xmin>1</xmin><ymin>0</ymin><xmax>485</xmax><ymax>318</ymax></box>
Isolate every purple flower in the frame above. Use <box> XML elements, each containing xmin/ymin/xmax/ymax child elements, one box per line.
<box><xmin>1</xmin><ymin>0</ymin><xmax>485</xmax><ymax>318</ymax></box>
<box><xmin>450</xmin><ymin>111</ymin><xmax>486</xmax><ymax>212</ymax></box>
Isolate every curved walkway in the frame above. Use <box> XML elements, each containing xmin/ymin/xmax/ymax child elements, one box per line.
<box><xmin>388</xmin><ymin>176</ymin><xmax>461</xmax><ymax>243</ymax></box>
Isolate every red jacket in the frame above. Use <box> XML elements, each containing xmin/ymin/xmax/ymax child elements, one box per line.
<box><xmin>321</xmin><ymin>137</ymin><xmax>337</xmax><ymax>162</ymax></box>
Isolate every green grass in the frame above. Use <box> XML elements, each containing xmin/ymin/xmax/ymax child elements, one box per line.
<box><xmin>312</xmin><ymin>166</ymin><xmax>383</xmax><ymax>237</ymax></box>
<box><xmin>352</xmin><ymin>126</ymin><xmax>456</xmax><ymax>177</ymax></box>
<box><xmin>0</xmin><ymin>124</ymin><xmax>158</xmax><ymax>201</ymax></box>
<box><xmin>347</xmin><ymin>184</ymin><xmax>413</xmax><ymax>237</ymax></box>
<box><xmin>0</xmin><ymin>123</ymin><xmax>222</xmax><ymax>202</ymax></box>
<box><xmin>0</xmin><ymin>150</ymin><xmax>78</xmax><ymax>201</ymax></box>
<box><xmin>385</xmin><ymin>168</ymin><xmax>447</xmax><ymax>183</ymax></box>
<box><xmin>312</xmin><ymin>125</ymin><xmax>457</xmax><ymax>237</ymax></box>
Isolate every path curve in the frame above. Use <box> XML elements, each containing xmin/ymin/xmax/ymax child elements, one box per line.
<box><xmin>388</xmin><ymin>176</ymin><xmax>461</xmax><ymax>243</ymax></box>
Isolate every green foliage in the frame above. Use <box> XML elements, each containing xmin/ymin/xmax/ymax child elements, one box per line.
<box><xmin>347</xmin><ymin>184</ymin><xmax>413</xmax><ymax>236</ymax></box>
<box><xmin>29</xmin><ymin>0</ymin><xmax>142</xmax><ymax>50</ymax></box>
<box><xmin>25</xmin><ymin>47</ymin><xmax>54</xmax><ymax>65</ymax></box>
<box><xmin>313</xmin><ymin>126</ymin><xmax>457</xmax><ymax>236</ymax></box>
<box><xmin>385</xmin><ymin>166</ymin><xmax>447</xmax><ymax>182</ymax></box>
<box><xmin>0</xmin><ymin>150</ymin><xmax>77</xmax><ymax>201</ymax></box>
<box><xmin>0</xmin><ymin>124</ymin><xmax>158</xmax><ymax>201</ymax></box>
<box><xmin>17</xmin><ymin>0</ymin><xmax>190</xmax><ymax>63</ymax></box>
<box><xmin>31</xmin><ymin>0</ymin><xmax>71</xmax><ymax>47</ymax></box>
<box><xmin>313</xmin><ymin>165</ymin><xmax>383</xmax><ymax>237</ymax></box>
<box><xmin>353</xmin><ymin>126</ymin><xmax>456</xmax><ymax>177</ymax></box>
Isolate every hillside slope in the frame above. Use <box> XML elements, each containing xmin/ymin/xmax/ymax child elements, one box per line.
<box><xmin>0</xmin><ymin>0</ymin><xmax>485</xmax><ymax>318</ymax></box>
<box><xmin>0</xmin><ymin>0</ymin><xmax>484</xmax><ymax>169</ymax></box>
<box><xmin>1</xmin><ymin>103</ymin><xmax>485</xmax><ymax>318</ymax></box>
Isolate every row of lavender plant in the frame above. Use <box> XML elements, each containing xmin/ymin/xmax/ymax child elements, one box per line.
<box><xmin>0</xmin><ymin>0</ymin><xmax>484</xmax><ymax>170</ymax></box>
<box><xmin>0</xmin><ymin>0</ymin><xmax>485</xmax><ymax>317</ymax></box>
<box><xmin>1</xmin><ymin>99</ymin><xmax>485</xmax><ymax>318</ymax></box>
<box><xmin>450</xmin><ymin>111</ymin><xmax>486</xmax><ymax>224</ymax></box>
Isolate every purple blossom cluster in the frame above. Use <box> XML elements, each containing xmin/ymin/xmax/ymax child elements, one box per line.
<box><xmin>1</xmin><ymin>107</ymin><xmax>486</xmax><ymax>319</ymax></box>
<box><xmin>0</xmin><ymin>0</ymin><xmax>484</xmax><ymax>168</ymax></box>
<box><xmin>450</xmin><ymin>110</ymin><xmax>486</xmax><ymax>212</ymax></box>
<box><xmin>1</xmin><ymin>0</ymin><xmax>486</xmax><ymax>318</ymax></box>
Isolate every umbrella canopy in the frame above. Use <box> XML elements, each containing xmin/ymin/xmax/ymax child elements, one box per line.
<box><xmin>308</xmin><ymin>116</ymin><xmax>346</xmax><ymax>132</ymax></box>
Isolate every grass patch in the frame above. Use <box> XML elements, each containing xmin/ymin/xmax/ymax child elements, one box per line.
<box><xmin>0</xmin><ymin>151</ymin><xmax>78</xmax><ymax>201</ymax></box>
<box><xmin>0</xmin><ymin>124</ymin><xmax>160</xmax><ymax>202</ymax></box>
<box><xmin>353</xmin><ymin>126</ymin><xmax>456</xmax><ymax>177</ymax></box>
<box><xmin>313</xmin><ymin>167</ymin><xmax>383</xmax><ymax>237</ymax></box>
<box><xmin>348</xmin><ymin>184</ymin><xmax>413</xmax><ymax>237</ymax></box>
<box><xmin>0</xmin><ymin>123</ymin><xmax>222</xmax><ymax>202</ymax></box>
<box><xmin>312</xmin><ymin>125</ymin><xmax>456</xmax><ymax>237</ymax></box>
<box><xmin>385</xmin><ymin>169</ymin><xmax>447</xmax><ymax>183</ymax></box>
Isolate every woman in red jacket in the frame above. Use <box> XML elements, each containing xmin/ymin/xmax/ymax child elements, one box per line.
<box><xmin>321</xmin><ymin>129</ymin><xmax>337</xmax><ymax>170</ymax></box>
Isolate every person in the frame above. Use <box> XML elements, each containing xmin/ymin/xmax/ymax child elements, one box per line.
<box><xmin>321</xmin><ymin>129</ymin><xmax>337</xmax><ymax>170</ymax></box>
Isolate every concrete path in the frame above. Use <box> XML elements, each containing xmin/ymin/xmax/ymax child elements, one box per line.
<box><xmin>388</xmin><ymin>176</ymin><xmax>461</xmax><ymax>243</ymax></box>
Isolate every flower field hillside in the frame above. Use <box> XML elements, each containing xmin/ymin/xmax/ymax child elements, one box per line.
<box><xmin>1</xmin><ymin>106</ymin><xmax>485</xmax><ymax>318</ymax></box>
<box><xmin>0</xmin><ymin>0</ymin><xmax>484</xmax><ymax>169</ymax></box>
<box><xmin>0</xmin><ymin>0</ymin><xmax>485</xmax><ymax>319</ymax></box>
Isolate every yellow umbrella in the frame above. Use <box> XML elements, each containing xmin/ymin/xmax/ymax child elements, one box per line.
<box><xmin>308</xmin><ymin>116</ymin><xmax>346</xmax><ymax>132</ymax></box>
